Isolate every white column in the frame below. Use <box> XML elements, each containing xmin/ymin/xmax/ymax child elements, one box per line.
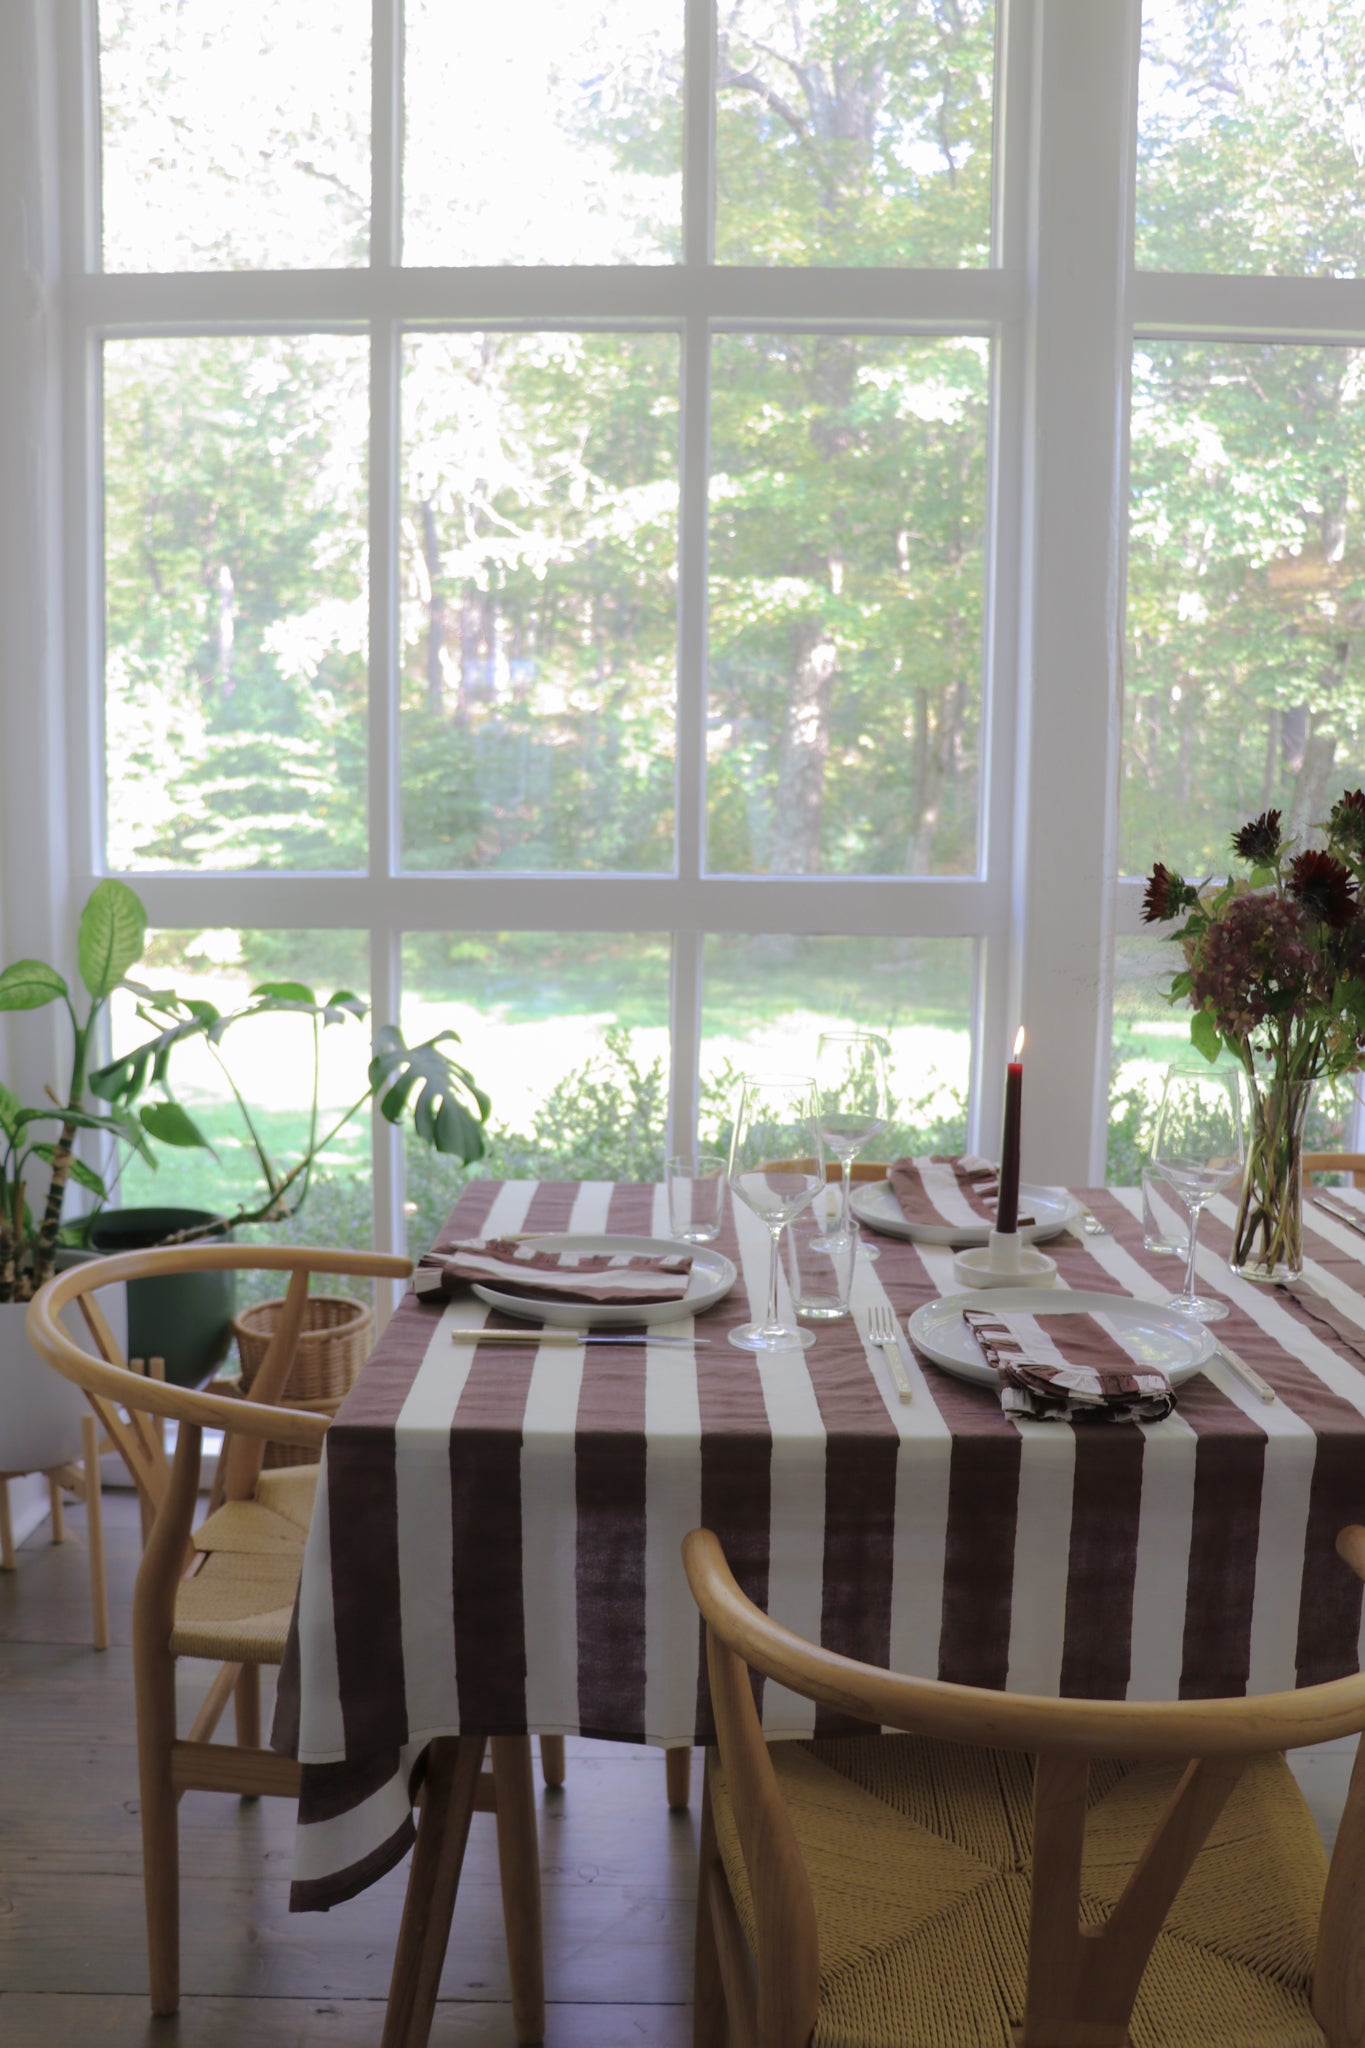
<box><xmin>1012</xmin><ymin>0</ymin><xmax>1139</xmax><ymax>1182</ymax></box>
<box><xmin>0</xmin><ymin>2</ymin><xmax>70</xmax><ymax>1103</ymax></box>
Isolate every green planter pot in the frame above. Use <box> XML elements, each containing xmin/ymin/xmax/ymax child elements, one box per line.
<box><xmin>86</xmin><ymin>1207</ymin><xmax>234</xmax><ymax>1390</ymax></box>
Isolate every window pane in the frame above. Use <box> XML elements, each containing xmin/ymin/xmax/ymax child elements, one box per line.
<box><xmin>103</xmin><ymin>337</ymin><xmax>369</xmax><ymax>873</ymax></box>
<box><xmin>700</xmin><ymin>933</ymin><xmax>973</xmax><ymax>1154</ymax></box>
<box><xmin>403</xmin><ymin>0</ymin><xmax>682</xmax><ymax>266</ymax></box>
<box><xmin>707</xmin><ymin>335</ymin><xmax>986</xmax><ymax>877</ymax></box>
<box><xmin>99</xmin><ymin>0</ymin><xmax>370</xmax><ymax>271</ymax></box>
<box><xmin>1122</xmin><ymin>343</ymin><xmax>1365</xmax><ymax>879</ymax></box>
<box><xmin>401</xmin><ymin>933</ymin><xmax>671</xmax><ymax>1257</ymax></box>
<box><xmin>400</xmin><ymin>333</ymin><xmax>678</xmax><ymax>872</ymax></box>
<box><xmin>110</xmin><ymin>930</ymin><xmax>373</xmax><ymax>1302</ymax></box>
<box><xmin>1137</xmin><ymin>0</ymin><xmax>1365</xmax><ymax>277</ymax></box>
<box><xmin>714</xmin><ymin>0</ymin><xmax>996</xmax><ymax>268</ymax></box>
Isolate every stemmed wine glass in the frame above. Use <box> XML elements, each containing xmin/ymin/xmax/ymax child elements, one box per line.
<box><xmin>726</xmin><ymin>1073</ymin><xmax>824</xmax><ymax>1353</ymax></box>
<box><xmin>813</xmin><ymin>1032</ymin><xmax>891</xmax><ymax>1259</ymax></box>
<box><xmin>1150</xmin><ymin>1068</ymin><xmax>1245</xmax><ymax>1323</ymax></box>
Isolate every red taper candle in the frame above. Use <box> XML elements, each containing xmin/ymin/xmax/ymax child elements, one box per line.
<box><xmin>995</xmin><ymin>1027</ymin><xmax>1025</xmax><ymax>1234</ymax></box>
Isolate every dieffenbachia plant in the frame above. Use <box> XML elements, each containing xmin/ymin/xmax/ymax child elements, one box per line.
<box><xmin>0</xmin><ymin>880</ymin><xmax>190</xmax><ymax>1301</ymax></box>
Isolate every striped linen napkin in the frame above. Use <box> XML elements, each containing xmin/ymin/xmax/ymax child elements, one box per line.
<box><xmin>962</xmin><ymin>1306</ymin><xmax>1176</xmax><ymax>1423</ymax></box>
<box><xmin>888</xmin><ymin>1154</ymin><xmax>1034</xmax><ymax>1230</ymax></box>
<box><xmin>417</xmin><ymin>1238</ymin><xmax>694</xmax><ymax>1307</ymax></box>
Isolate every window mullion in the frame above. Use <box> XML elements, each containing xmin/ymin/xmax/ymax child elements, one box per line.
<box><xmin>668</xmin><ymin>0</ymin><xmax>717</xmax><ymax>1153</ymax></box>
<box><xmin>368</xmin><ymin>0</ymin><xmax>403</xmax><ymax>1287</ymax></box>
<box><xmin>1014</xmin><ymin>0</ymin><xmax>1139</xmax><ymax>1182</ymax></box>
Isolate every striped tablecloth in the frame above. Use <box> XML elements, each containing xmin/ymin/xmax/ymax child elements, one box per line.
<box><xmin>273</xmin><ymin>1175</ymin><xmax>1365</xmax><ymax>1910</ymax></box>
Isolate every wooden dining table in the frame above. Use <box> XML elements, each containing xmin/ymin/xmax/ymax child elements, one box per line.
<box><xmin>271</xmin><ymin>1172</ymin><xmax>1365</xmax><ymax>2038</ymax></box>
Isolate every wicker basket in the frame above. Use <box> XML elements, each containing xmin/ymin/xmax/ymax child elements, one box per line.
<box><xmin>233</xmin><ymin>1293</ymin><xmax>373</xmax><ymax>1467</ymax></box>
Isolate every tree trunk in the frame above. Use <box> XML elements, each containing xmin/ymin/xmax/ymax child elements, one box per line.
<box><xmin>767</xmin><ymin>619</ymin><xmax>836</xmax><ymax>874</ymax></box>
<box><xmin>421</xmin><ymin>497</ymin><xmax>446</xmax><ymax>717</ymax></box>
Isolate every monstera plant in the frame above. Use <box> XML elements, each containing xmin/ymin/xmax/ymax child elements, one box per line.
<box><xmin>0</xmin><ymin>879</ymin><xmax>490</xmax><ymax>1298</ymax></box>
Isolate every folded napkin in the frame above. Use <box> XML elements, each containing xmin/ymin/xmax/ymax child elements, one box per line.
<box><xmin>417</xmin><ymin>1238</ymin><xmax>694</xmax><ymax>1307</ymax></box>
<box><xmin>888</xmin><ymin>1154</ymin><xmax>1034</xmax><ymax>1231</ymax></box>
<box><xmin>962</xmin><ymin>1306</ymin><xmax>1176</xmax><ymax>1424</ymax></box>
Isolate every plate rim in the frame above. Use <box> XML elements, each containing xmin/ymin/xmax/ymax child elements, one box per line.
<box><xmin>907</xmin><ymin>1286</ymin><xmax>1215</xmax><ymax>1388</ymax></box>
<box><xmin>470</xmin><ymin>1231</ymin><xmax>737</xmax><ymax>1327</ymax></box>
<box><xmin>849</xmin><ymin>1178</ymin><xmax>1076</xmax><ymax>1247</ymax></box>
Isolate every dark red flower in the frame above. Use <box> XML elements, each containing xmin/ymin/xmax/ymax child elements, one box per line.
<box><xmin>1288</xmin><ymin>848</ymin><xmax>1358</xmax><ymax>928</ymax></box>
<box><xmin>1231</xmin><ymin>809</ymin><xmax>1282</xmax><ymax>864</ymax></box>
<box><xmin>1330</xmin><ymin>789</ymin><xmax>1365</xmax><ymax>854</ymax></box>
<box><xmin>1141</xmin><ymin>862</ymin><xmax>1196</xmax><ymax>924</ymax></box>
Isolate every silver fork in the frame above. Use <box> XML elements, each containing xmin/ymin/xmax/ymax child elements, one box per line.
<box><xmin>865</xmin><ymin>1303</ymin><xmax>913</xmax><ymax>1404</ymax></box>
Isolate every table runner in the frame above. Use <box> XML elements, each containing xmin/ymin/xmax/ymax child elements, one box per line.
<box><xmin>274</xmin><ymin>1177</ymin><xmax>1365</xmax><ymax>1910</ymax></box>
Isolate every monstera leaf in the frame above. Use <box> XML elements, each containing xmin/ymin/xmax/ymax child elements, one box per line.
<box><xmin>369</xmin><ymin>1026</ymin><xmax>490</xmax><ymax>1160</ymax></box>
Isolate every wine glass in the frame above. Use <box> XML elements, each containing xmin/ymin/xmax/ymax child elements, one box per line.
<box><xmin>813</xmin><ymin>1032</ymin><xmax>891</xmax><ymax>1258</ymax></box>
<box><xmin>725</xmin><ymin>1073</ymin><xmax>824</xmax><ymax>1353</ymax></box>
<box><xmin>1150</xmin><ymin>1069</ymin><xmax>1245</xmax><ymax>1323</ymax></box>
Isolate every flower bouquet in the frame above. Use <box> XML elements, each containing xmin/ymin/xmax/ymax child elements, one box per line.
<box><xmin>1142</xmin><ymin>795</ymin><xmax>1365</xmax><ymax>1282</ymax></box>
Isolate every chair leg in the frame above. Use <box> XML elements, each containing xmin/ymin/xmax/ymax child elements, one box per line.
<box><xmin>666</xmin><ymin>1745</ymin><xmax>692</xmax><ymax>1809</ymax></box>
<box><xmin>382</xmin><ymin>1735</ymin><xmax>488</xmax><ymax>2048</ymax></box>
<box><xmin>0</xmin><ymin>1478</ymin><xmax>14</xmax><ymax>1570</ymax></box>
<box><xmin>82</xmin><ymin>1414</ymin><xmax>109</xmax><ymax>1651</ymax></box>
<box><xmin>694</xmin><ymin>1765</ymin><xmax>728</xmax><ymax>2048</ymax></box>
<box><xmin>133</xmin><ymin>1617</ymin><xmax>182</xmax><ymax>2013</ymax></box>
<box><xmin>490</xmin><ymin>1735</ymin><xmax>546</xmax><ymax>2046</ymax></box>
<box><xmin>234</xmin><ymin>1663</ymin><xmax>261</xmax><ymax>1749</ymax></box>
<box><xmin>47</xmin><ymin>1475</ymin><xmax>65</xmax><ymax>1543</ymax></box>
<box><xmin>538</xmin><ymin>1733</ymin><xmax>565</xmax><ymax>1788</ymax></box>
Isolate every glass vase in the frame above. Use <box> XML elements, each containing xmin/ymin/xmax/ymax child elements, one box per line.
<box><xmin>1230</xmin><ymin>1070</ymin><xmax>1313</xmax><ymax>1284</ymax></box>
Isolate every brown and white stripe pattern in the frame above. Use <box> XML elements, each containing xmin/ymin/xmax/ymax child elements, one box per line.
<box><xmin>276</xmin><ymin>1175</ymin><xmax>1365</xmax><ymax>1910</ymax></box>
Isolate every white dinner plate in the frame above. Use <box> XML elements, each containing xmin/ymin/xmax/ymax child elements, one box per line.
<box><xmin>472</xmin><ymin>1234</ymin><xmax>737</xmax><ymax>1328</ymax></box>
<box><xmin>906</xmin><ymin>1288</ymin><xmax>1214</xmax><ymax>1391</ymax></box>
<box><xmin>850</xmin><ymin>1178</ymin><xmax>1077</xmax><ymax>1248</ymax></box>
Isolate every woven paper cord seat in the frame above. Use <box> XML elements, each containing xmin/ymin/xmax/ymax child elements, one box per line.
<box><xmin>709</xmin><ymin>1736</ymin><xmax>1328</xmax><ymax>2048</ymax></box>
<box><xmin>170</xmin><ymin>1465</ymin><xmax>319</xmax><ymax>1662</ymax></box>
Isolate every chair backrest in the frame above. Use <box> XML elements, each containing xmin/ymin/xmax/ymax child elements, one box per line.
<box><xmin>1304</xmin><ymin>1151</ymin><xmax>1365</xmax><ymax>1189</ymax></box>
<box><xmin>683</xmin><ymin>1525</ymin><xmax>1365</xmax><ymax>2048</ymax></box>
<box><xmin>762</xmin><ymin>1156</ymin><xmax>888</xmax><ymax>1184</ymax></box>
<box><xmin>26</xmin><ymin>1245</ymin><xmax>413</xmax><ymax>1514</ymax></box>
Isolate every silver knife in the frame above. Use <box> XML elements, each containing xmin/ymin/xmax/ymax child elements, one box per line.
<box><xmin>451</xmin><ymin>1327</ymin><xmax>707</xmax><ymax>1347</ymax></box>
<box><xmin>1310</xmin><ymin>1190</ymin><xmax>1365</xmax><ymax>1236</ymax></box>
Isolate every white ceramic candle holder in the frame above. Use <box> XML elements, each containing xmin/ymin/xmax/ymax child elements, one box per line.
<box><xmin>952</xmin><ymin>1229</ymin><xmax>1057</xmax><ymax>1291</ymax></box>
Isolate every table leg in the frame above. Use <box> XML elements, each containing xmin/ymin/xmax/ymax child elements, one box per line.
<box><xmin>490</xmin><ymin>1734</ymin><xmax>546</xmax><ymax>2045</ymax></box>
<box><xmin>666</xmin><ymin>1744</ymin><xmax>692</xmax><ymax>1809</ymax></box>
<box><xmin>381</xmin><ymin>1735</ymin><xmax>487</xmax><ymax>2048</ymax></box>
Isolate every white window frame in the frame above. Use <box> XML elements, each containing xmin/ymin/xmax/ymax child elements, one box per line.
<box><xmin>4</xmin><ymin>0</ymin><xmax>1180</xmax><ymax>1324</ymax></box>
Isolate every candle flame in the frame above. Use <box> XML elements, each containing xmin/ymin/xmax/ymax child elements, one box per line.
<box><xmin>1012</xmin><ymin>1026</ymin><xmax>1025</xmax><ymax>1059</ymax></box>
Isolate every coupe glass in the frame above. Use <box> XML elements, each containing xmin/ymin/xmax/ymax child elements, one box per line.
<box><xmin>1150</xmin><ymin>1069</ymin><xmax>1245</xmax><ymax>1323</ymax></box>
<box><xmin>813</xmin><ymin>1032</ymin><xmax>891</xmax><ymax>1257</ymax></box>
<box><xmin>726</xmin><ymin>1073</ymin><xmax>823</xmax><ymax>1353</ymax></box>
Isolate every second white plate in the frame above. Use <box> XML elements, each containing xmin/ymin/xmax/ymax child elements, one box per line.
<box><xmin>906</xmin><ymin>1288</ymin><xmax>1214</xmax><ymax>1391</ymax></box>
<box><xmin>472</xmin><ymin>1234</ymin><xmax>737</xmax><ymax>1328</ymax></box>
<box><xmin>850</xmin><ymin>1178</ymin><xmax>1077</xmax><ymax>1247</ymax></box>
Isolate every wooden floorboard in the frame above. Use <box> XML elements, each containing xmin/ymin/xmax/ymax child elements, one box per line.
<box><xmin>0</xmin><ymin>1489</ymin><xmax>698</xmax><ymax>2043</ymax></box>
